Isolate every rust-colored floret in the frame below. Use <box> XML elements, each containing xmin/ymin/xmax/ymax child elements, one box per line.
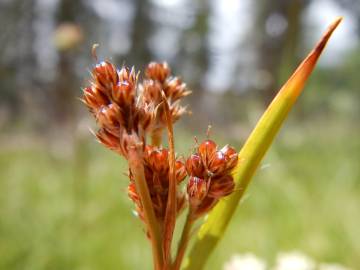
<box><xmin>141</xmin><ymin>62</ymin><xmax>191</xmax><ymax>131</ymax></box>
<box><xmin>128</xmin><ymin>146</ymin><xmax>187</xmax><ymax>221</ymax></box>
<box><xmin>82</xmin><ymin>61</ymin><xmax>158</xmax><ymax>157</ymax></box>
<box><xmin>186</xmin><ymin>139</ymin><xmax>238</xmax><ymax>218</ymax></box>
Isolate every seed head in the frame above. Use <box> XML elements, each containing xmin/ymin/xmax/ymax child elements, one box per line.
<box><xmin>186</xmin><ymin>139</ymin><xmax>238</xmax><ymax>218</ymax></box>
<box><xmin>145</xmin><ymin>62</ymin><xmax>171</xmax><ymax>83</ymax></box>
<box><xmin>186</xmin><ymin>153</ymin><xmax>205</xmax><ymax>177</ymax></box>
<box><xmin>83</xmin><ymin>60</ymin><xmax>158</xmax><ymax>157</ymax></box>
<box><xmin>128</xmin><ymin>146</ymin><xmax>187</xmax><ymax>221</ymax></box>
<box><xmin>140</xmin><ymin>62</ymin><xmax>191</xmax><ymax>131</ymax></box>
<box><xmin>187</xmin><ymin>176</ymin><xmax>209</xmax><ymax>207</ymax></box>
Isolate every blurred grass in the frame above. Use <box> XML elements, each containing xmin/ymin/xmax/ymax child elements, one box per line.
<box><xmin>0</xmin><ymin>117</ymin><xmax>359</xmax><ymax>269</ymax></box>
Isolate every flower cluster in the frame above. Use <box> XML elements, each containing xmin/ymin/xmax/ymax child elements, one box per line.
<box><xmin>83</xmin><ymin>59</ymin><xmax>238</xmax><ymax>221</ymax></box>
<box><xmin>82</xmin><ymin>58</ymin><xmax>239</xmax><ymax>268</ymax></box>
<box><xmin>128</xmin><ymin>145</ymin><xmax>187</xmax><ymax>222</ymax></box>
<box><xmin>142</xmin><ymin>62</ymin><xmax>191</xmax><ymax>125</ymax></box>
<box><xmin>82</xmin><ymin>61</ymin><xmax>155</xmax><ymax>157</ymax></box>
<box><xmin>186</xmin><ymin>140</ymin><xmax>238</xmax><ymax>218</ymax></box>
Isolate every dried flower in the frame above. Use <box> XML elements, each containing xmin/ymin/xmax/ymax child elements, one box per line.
<box><xmin>83</xmin><ymin>61</ymin><xmax>158</xmax><ymax>157</ymax></box>
<box><xmin>186</xmin><ymin>139</ymin><xmax>238</xmax><ymax>218</ymax></box>
<box><xmin>140</xmin><ymin>62</ymin><xmax>191</xmax><ymax>133</ymax></box>
<box><xmin>128</xmin><ymin>146</ymin><xmax>187</xmax><ymax>222</ymax></box>
<box><xmin>82</xmin><ymin>58</ymin><xmax>238</xmax><ymax>269</ymax></box>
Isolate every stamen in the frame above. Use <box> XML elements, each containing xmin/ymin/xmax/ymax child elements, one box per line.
<box><xmin>91</xmin><ymin>43</ymin><xmax>99</xmax><ymax>62</ymax></box>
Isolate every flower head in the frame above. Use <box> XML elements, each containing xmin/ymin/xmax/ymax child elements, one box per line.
<box><xmin>140</xmin><ymin>62</ymin><xmax>191</xmax><ymax>131</ymax></box>
<box><xmin>83</xmin><ymin>61</ymin><xmax>158</xmax><ymax>157</ymax></box>
<box><xmin>186</xmin><ymin>139</ymin><xmax>238</xmax><ymax>218</ymax></box>
<box><xmin>128</xmin><ymin>145</ymin><xmax>187</xmax><ymax>221</ymax></box>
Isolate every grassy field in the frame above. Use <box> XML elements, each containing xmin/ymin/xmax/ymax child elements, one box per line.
<box><xmin>0</xmin><ymin>118</ymin><xmax>359</xmax><ymax>269</ymax></box>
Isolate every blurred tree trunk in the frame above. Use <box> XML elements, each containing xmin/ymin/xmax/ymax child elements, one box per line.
<box><xmin>0</xmin><ymin>0</ymin><xmax>36</xmax><ymax>120</ymax></box>
<box><xmin>255</xmin><ymin>0</ymin><xmax>310</xmax><ymax>104</ymax></box>
<box><xmin>54</xmin><ymin>0</ymin><xmax>79</xmax><ymax>126</ymax></box>
<box><xmin>175</xmin><ymin>0</ymin><xmax>210</xmax><ymax>127</ymax></box>
<box><xmin>177</xmin><ymin>0</ymin><xmax>210</xmax><ymax>92</ymax></box>
<box><xmin>127</xmin><ymin>0</ymin><xmax>153</xmax><ymax>68</ymax></box>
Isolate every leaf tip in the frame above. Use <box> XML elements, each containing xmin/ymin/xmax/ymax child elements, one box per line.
<box><xmin>315</xmin><ymin>17</ymin><xmax>343</xmax><ymax>54</ymax></box>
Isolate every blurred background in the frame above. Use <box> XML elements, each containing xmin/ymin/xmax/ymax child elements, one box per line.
<box><xmin>0</xmin><ymin>0</ymin><xmax>359</xmax><ymax>269</ymax></box>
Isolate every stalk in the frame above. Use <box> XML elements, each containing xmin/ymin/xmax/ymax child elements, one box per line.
<box><xmin>173</xmin><ymin>211</ymin><xmax>194</xmax><ymax>270</ymax></box>
<box><xmin>151</xmin><ymin>128</ymin><xmax>163</xmax><ymax>147</ymax></box>
<box><xmin>162</xmin><ymin>94</ymin><xmax>177</xmax><ymax>267</ymax></box>
<box><xmin>128</xmin><ymin>143</ymin><xmax>163</xmax><ymax>270</ymax></box>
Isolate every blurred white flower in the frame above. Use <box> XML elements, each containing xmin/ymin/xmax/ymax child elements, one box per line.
<box><xmin>273</xmin><ymin>251</ymin><xmax>315</xmax><ymax>270</ymax></box>
<box><xmin>318</xmin><ymin>263</ymin><xmax>352</xmax><ymax>270</ymax></box>
<box><xmin>223</xmin><ymin>253</ymin><xmax>267</xmax><ymax>270</ymax></box>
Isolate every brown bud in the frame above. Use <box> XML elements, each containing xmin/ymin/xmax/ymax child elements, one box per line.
<box><xmin>186</xmin><ymin>153</ymin><xmax>205</xmax><ymax>177</ymax></box>
<box><xmin>141</xmin><ymin>79</ymin><xmax>163</xmax><ymax>104</ymax></box>
<box><xmin>96</xmin><ymin>104</ymin><xmax>120</xmax><ymax>129</ymax></box>
<box><xmin>187</xmin><ymin>176</ymin><xmax>209</xmax><ymax>207</ymax></box>
<box><xmin>82</xmin><ymin>86</ymin><xmax>109</xmax><ymax>112</ymax></box>
<box><xmin>164</xmin><ymin>77</ymin><xmax>191</xmax><ymax>101</ymax></box>
<box><xmin>220</xmin><ymin>145</ymin><xmax>238</xmax><ymax>171</ymax></box>
<box><xmin>111</xmin><ymin>81</ymin><xmax>135</xmax><ymax>107</ymax></box>
<box><xmin>136</xmin><ymin>102</ymin><xmax>157</xmax><ymax>133</ymax></box>
<box><xmin>118</xmin><ymin>66</ymin><xmax>137</xmax><ymax>87</ymax></box>
<box><xmin>198</xmin><ymin>139</ymin><xmax>217</xmax><ymax>164</ymax></box>
<box><xmin>96</xmin><ymin>128</ymin><xmax>120</xmax><ymax>152</ymax></box>
<box><xmin>168</xmin><ymin>102</ymin><xmax>187</xmax><ymax>123</ymax></box>
<box><xmin>93</xmin><ymin>61</ymin><xmax>118</xmax><ymax>92</ymax></box>
<box><xmin>185</xmin><ymin>138</ymin><xmax>238</xmax><ymax>218</ymax></box>
<box><xmin>208</xmin><ymin>151</ymin><xmax>227</xmax><ymax>176</ymax></box>
<box><xmin>145</xmin><ymin>146</ymin><xmax>169</xmax><ymax>174</ymax></box>
<box><xmin>145</xmin><ymin>62</ymin><xmax>171</xmax><ymax>83</ymax></box>
<box><xmin>207</xmin><ymin>175</ymin><xmax>235</xmax><ymax>198</ymax></box>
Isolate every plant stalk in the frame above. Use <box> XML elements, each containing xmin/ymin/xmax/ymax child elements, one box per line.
<box><xmin>173</xmin><ymin>211</ymin><xmax>194</xmax><ymax>270</ymax></box>
<box><xmin>128</xmin><ymin>143</ymin><xmax>163</xmax><ymax>270</ymax></box>
<box><xmin>162</xmin><ymin>94</ymin><xmax>178</xmax><ymax>267</ymax></box>
<box><xmin>151</xmin><ymin>128</ymin><xmax>163</xmax><ymax>147</ymax></box>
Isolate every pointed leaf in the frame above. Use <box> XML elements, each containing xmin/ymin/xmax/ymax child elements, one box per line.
<box><xmin>183</xmin><ymin>17</ymin><xmax>342</xmax><ymax>270</ymax></box>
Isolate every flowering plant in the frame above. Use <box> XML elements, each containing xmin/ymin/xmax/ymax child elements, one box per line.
<box><xmin>82</xmin><ymin>18</ymin><xmax>341</xmax><ymax>270</ymax></box>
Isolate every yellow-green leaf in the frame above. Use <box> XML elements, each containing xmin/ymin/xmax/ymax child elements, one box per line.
<box><xmin>183</xmin><ymin>17</ymin><xmax>342</xmax><ymax>270</ymax></box>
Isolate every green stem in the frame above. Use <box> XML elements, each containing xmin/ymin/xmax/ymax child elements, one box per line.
<box><xmin>173</xmin><ymin>211</ymin><xmax>194</xmax><ymax>270</ymax></box>
<box><xmin>128</xmin><ymin>144</ymin><xmax>163</xmax><ymax>270</ymax></box>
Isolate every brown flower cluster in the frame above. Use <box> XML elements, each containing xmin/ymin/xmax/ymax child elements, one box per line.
<box><xmin>186</xmin><ymin>140</ymin><xmax>238</xmax><ymax>218</ymax></box>
<box><xmin>128</xmin><ymin>145</ymin><xmax>187</xmax><ymax>222</ymax></box>
<box><xmin>83</xmin><ymin>61</ymin><xmax>155</xmax><ymax>157</ymax></box>
<box><xmin>82</xmin><ymin>59</ymin><xmax>238</xmax><ymax>226</ymax></box>
<box><xmin>141</xmin><ymin>62</ymin><xmax>191</xmax><ymax>143</ymax></box>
